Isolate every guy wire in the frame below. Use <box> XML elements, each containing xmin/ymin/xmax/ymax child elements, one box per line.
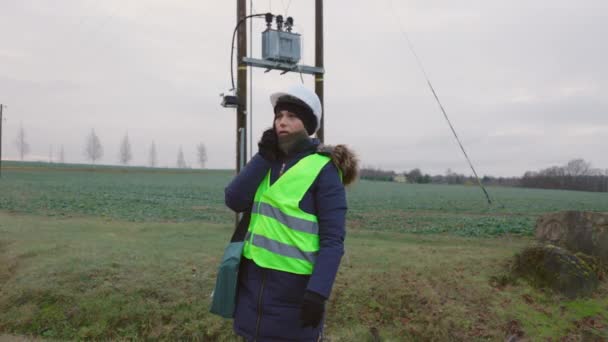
<box><xmin>387</xmin><ymin>0</ymin><xmax>492</xmax><ymax>205</ymax></box>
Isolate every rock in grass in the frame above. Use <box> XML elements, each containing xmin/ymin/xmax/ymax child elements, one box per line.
<box><xmin>513</xmin><ymin>244</ymin><xmax>599</xmax><ymax>298</ymax></box>
<box><xmin>536</xmin><ymin>211</ymin><xmax>608</xmax><ymax>264</ymax></box>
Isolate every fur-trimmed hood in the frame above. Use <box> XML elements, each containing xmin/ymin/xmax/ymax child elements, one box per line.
<box><xmin>316</xmin><ymin>144</ymin><xmax>359</xmax><ymax>185</ymax></box>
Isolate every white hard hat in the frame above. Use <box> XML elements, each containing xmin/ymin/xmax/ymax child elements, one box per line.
<box><xmin>270</xmin><ymin>84</ymin><xmax>322</xmax><ymax>134</ymax></box>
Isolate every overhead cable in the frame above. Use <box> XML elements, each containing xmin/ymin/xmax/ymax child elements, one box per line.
<box><xmin>387</xmin><ymin>0</ymin><xmax>492</xmax><ymax>205</ymax></box>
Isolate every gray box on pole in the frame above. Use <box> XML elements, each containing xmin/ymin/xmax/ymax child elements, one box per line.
<box><xmin>262</xmin><ymin>29</ymin><xmax>301</xmax><ymax>64</ymax></box>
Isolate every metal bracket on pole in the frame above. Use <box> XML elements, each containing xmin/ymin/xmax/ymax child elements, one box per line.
<box><xmin>242</xmin><ymin>57</ymin><xmax>325</xmax><ymax>75</ymax></box>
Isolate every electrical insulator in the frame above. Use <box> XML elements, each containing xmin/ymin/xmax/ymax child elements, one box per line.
<box><xmin>276</xmin><ymin>15</ymin><xmax>284</xmax><ymax>31</ymax></box>
<box><xmin>265</xmin><ymin>13</ymin><xmax>273</xmax><ymax>30</ymax></box>
<box><xmin>285</xmin><ymin>17</ymin><xmax>294</xmax><ymax>32</ymax></box>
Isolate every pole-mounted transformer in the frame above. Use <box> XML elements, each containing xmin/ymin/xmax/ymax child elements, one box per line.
<box><xmin>243</xmin><ymin>13</ymin><xmax>323</xmax><ymax>75</ymax></box>
<box><xmin>221</xmin><ymin>11</ymin><xmax>324</xmax><ymax>109</ymax></box>
<box><xmin>261</xmin><ymin>14</ymin><xmax>301</xmax><ymax>64</ymax></box>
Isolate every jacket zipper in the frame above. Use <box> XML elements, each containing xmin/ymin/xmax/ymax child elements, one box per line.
<box><xmin>253</xmin><ymin>269</ymin><xmax>267</xmax><ymax>341</ymax></box>
<box><xmin>279</xmin><ymin>162</ymin><xmax>286</xmax><ymax>176</ymax></box>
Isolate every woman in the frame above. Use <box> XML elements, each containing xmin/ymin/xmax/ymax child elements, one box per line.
<box><xmin>225</xmin><ymin>84</ymin><xmax>357</xmax><ymax>341</ymax></box>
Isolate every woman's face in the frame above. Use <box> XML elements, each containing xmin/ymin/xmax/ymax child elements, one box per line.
<box><xmin>274</xmin><ymin>110</ymin><xmax>306</xmax><ymax>137</ymax></box>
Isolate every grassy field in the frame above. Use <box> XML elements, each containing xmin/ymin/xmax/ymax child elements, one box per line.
<box><xmin>1</xmin><ymin>162</ymin><xmax>608</xmax><ymax>340</ymax></box>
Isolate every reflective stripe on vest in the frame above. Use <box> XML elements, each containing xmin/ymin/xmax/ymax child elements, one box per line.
<box><xmin>257</xmin><ymin>202</ymin><xmax>319</xmax><ymax>234</ymax></box>
<box><xmin>244</xmin><ymin>231</ymin><xmax>317</xmax><ymax>263</ymax></box>
<box><xmin>242</xmin><ymin>153</ymin><xmax>331</xmax><ymax>275</ymax></box>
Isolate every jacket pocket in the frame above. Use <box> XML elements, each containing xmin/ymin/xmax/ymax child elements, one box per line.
<box><xmin>266</xmin><ymin>269</ymin><xmax>309</xmax><ymax>305</ymax></box>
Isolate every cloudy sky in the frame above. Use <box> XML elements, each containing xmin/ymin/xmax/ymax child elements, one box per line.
<box><xmin>0</xmin><ymin>0</ymin><xmax>606</xmax><ymax>176</ymax></box>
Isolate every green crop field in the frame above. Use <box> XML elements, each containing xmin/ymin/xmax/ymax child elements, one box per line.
<box><xmin>2</xmin><ymin>161</ymin><xmax>607</xmax><ymax>236</ymax></box>
<box><xmin>1</xmin><ymin>161</ymin><xmax>607</xmax><ymax>340</ymax></box>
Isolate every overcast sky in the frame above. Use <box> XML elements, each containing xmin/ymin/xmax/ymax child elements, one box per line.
<box><xmin>0</xmin><ymin>0</ymin><xmax>606</xmax><ymax>176</ymax></box>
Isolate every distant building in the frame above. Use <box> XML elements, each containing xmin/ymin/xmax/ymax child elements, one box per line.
<box><xmin>393</xmin><ymin>174</ymin><xmax>407</xmax><ymax>183</ymax></box>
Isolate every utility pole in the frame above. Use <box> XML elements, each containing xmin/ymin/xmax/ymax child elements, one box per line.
<box><xmin>315</xmin><ymin>0</ymin><xmax>324</xmax><ymax>143</ymax></box>
<box><xmin>236</xmin><ymin>0</ymin><xmax>248</xmax><ymax>174</ymax></box>
<box><xmin>0</xmin><ymin>104</ymin><xmax>4</xmax><ymax>178</ymax></box>
<box><xmin>230</xmin><ymin>2</ymin><xmax>325</xmax><ymax>225</ymax></box>
<box><xmin>236</xmin><ymin>0</ymin><xmax>248</xmax><ymax>227</ymax></box>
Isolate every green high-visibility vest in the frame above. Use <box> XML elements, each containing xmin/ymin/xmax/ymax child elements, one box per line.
<box><xmin>243</xmin><ymin>153</ymin><xmax>331</xmax><ymax>275</ymax></box>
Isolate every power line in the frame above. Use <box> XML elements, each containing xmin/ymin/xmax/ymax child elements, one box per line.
<box><xmin>230</xmin><ymin>13</ymin><xmax>267</xmax><ymax>91</ymax></box>
<box><xmin>281</xmin><ymin>0</ymin><xmax>293</xmax><ymax>15</ymax></box>
<box><xmin>386</xmin><ymin>0</ymin><xmax>492</xmax><ymax>205</ymax></box>
<box><xmin>286</xmin><ymin>0</ymin><xmax>293</xmax><ymax>15</ymax></box>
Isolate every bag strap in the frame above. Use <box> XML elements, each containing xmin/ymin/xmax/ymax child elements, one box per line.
<box><xmin>230</xmin><ymin>210</ymin><xmax>251</xmax><ymax>242</ymax></box>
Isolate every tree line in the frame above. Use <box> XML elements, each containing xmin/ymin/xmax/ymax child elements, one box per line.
<box><xmin>13</xmin><ymin>125</ymin><xmax>207</xmax><ymax>169</ymax></box>
<box><xmin>361</xmin><ymin>167</ymin><xmax>481</xmax><ymax>185</ymax></box>
<box><xmin>521</xmin><ymin>159</ymin><xmax>608</xmax><ymax>192</ymax></box>
<box><xmin>361</xmin><ymin>159</ymin><xmax>608</xmax><ymax>193</ymax></box>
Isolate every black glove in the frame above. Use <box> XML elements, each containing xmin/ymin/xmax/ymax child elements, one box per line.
<box><xmin>258</xmin><ymin>128</ymin><xmax>279</xmax><ymax>161</ymax></box>
<box><xmin>300</xmin><ymin>290</ymin><xmax>326</xmax><ymax>328</ymax></box>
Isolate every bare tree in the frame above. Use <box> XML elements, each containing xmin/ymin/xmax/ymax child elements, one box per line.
<box><xmin>445</xmin><ymin>168</ymin><xmax>465</xmax><ymax>184</ymax></box>
<box><xmin>59</xmin><ymin>145</ymin><xmax>65</xmax><ymax>163</ymax></box>
<box><xmin>176</xmin><ymin>146</ymin><xmax>187</xmax><ymax>168</ymax></box>
<box><xmin>359</xmin><ymin>166</ymin><xmax>396</xmax><ymax>182</ymax></box>
<box><xmin>148</xmin><ymin>141</ymin><xmax>157</xmax><ymax>168</ymax></box>
<box><xmin>196</xmin><ymin>143</ymin><xmax>207</xmax><ymax>169</ymax></box>
<box><xmin>407</xmin><ymin>168</ymin><xmax>423</xmax><ymax>183</ymax></box>
<box><xmin>14</xmin><ymin>123</ymin><xmax>30</xmax><ymax>161</ymax></box>
<box><xmin>564</xmin><ymin>159</ymin><xmax>591</xmax><ymax>176</ymax></box>
<box><xmin>521</xmin><ymin>158</ymin><xmax>608</xmax><ymax>192</ymax></box>
<box><xmin>119</xmin><ymin>133</ymin><xmax>132</xmax><ymax>165</ymax></box>
<box><xmin>85</xmin><ymin>129</ymin><xmax>103</xmax><ymax>164</ymax></box>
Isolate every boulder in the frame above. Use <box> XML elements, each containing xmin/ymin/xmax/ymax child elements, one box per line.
<box><xmin>536</xmin><ymin>211</ymin><xmax>608</xmax><ymax>264</ymax></box>
<box><xmin>513</xmin><ymin>244</ymin><xmax>599</xmax><ymax>298</ymax></box>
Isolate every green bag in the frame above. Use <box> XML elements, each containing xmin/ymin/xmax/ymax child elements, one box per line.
<box><xmin>210</xmin><ymin>212</ymin><xmax>250</xmax><ymax>318</ymax></box>
<box><xmin>209</xmin><ymin>241</ymin><xmax>244</xmax><ymax>318</ymax></box>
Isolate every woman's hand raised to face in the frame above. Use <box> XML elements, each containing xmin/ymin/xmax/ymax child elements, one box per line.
<box><xmin>258</xmin><ymin>128</ymin><xmax>280</xmax><ymax>161</ymax></box>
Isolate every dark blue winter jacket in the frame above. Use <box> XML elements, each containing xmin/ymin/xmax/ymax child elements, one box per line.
<box><xmin>225</xmin><ymin>138</ymin><xmax>357</xmax><ymax>341</ymax></box>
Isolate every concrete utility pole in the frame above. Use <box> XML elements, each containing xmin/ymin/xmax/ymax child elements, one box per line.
<box><xmin>236</xmin><ymin>0</ymin><xmax>248</xmax><ymax>174</ymax></box>
<box><xmin>0</xmin><ymin>104</ymin><xmax>4</xmax><ymax>178</ymax></box>
<box><xmin>315</xmin><ymin>0</ymin><xmax>325</xmax><ymax>143</ymax></box>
